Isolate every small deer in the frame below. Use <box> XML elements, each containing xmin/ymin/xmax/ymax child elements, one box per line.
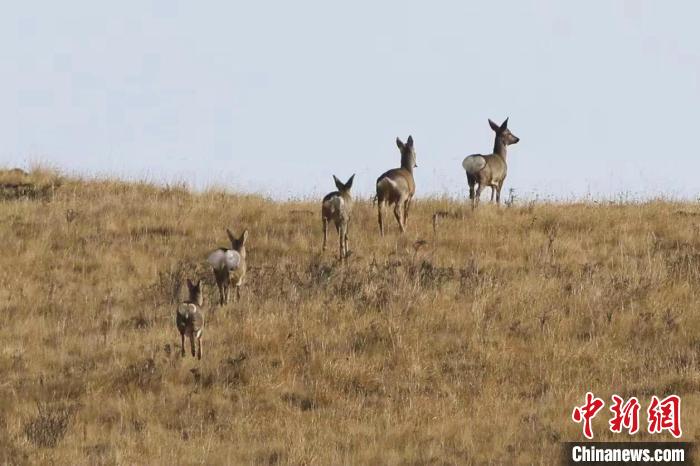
<box><xmin>207</xmin><ymin>228</ymin><xmax>248</xmax><ymax>305</ymax></box>
<box><xmin>322</xmin><ymin>174</ymin><xmax>355</xmax><ymax>260</ymax></box>
<box><xmin>376</xmin><ymin>135</ymin><xmax>417</xmax><ymax>236</ymax></box>
<box><xmin>176</xmin><ymin>279</ymin><xmax>204</xmax><ymax>359</ymax></box>
<box><xmin>462</xmin><ymin>118</ymin><xmax>520</xmax><ymax>208</ymax></box>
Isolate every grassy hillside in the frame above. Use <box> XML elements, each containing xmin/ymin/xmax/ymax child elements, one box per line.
<box><xmin>1</xmin><ymin>169</ymin><xmax>699</xmax><ymax>465</ymax></box>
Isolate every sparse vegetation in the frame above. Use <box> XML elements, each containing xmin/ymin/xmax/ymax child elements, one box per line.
<box><xmin>2</xmin><ymin>168</ymin><xmax>699</xmax><ymax>464</ymax></box>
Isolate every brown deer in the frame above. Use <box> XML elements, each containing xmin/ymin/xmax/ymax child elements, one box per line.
<box><xmin>176</xmin><ymin>279</ymin><xmax>204</xmax><ymax>359</ymax></box>
<box><xmin>376</xmin><ymin>135</ymin><xmax>417</xmax><ymax>236</ymax></box>
<box><xmin>322</xmin><ymin>174</ymin><xmax>355</xmax><ymax>260</ymax></box>
<box><xmin>207</xmin><ymin>228</ymin><xmax>248</xmax><ymax>305</ymax></box>
<box><xmin>462</xmin><ymin>118</ymin><xmax>520</xmax><ymax>208</ymax></box>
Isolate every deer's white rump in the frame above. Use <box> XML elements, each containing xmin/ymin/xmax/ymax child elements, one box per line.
<box><xmin>207</xmin><ymin>249</ymin><xmax>241</xmax><ymax>271</ymax></box>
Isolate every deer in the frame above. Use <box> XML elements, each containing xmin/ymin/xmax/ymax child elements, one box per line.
<box><xmin>176</xmin><ymin>279</ymin><xmax>204</xmax><ymax>359</ymax></box>
<box><xmin>322</xmin><ymin>174</ymin><xmax>355</xmax><ymax>260</ymax></box>
<box><xmin>376</xmin><ymin>135</ymin><xmax>417</xmax><ymax>236</ymax></box>
<box><xmin>207</xmin><ymin>228</ymin><xmax>248</xmax><ymax>305</ymax></box>
<box><xmin>462</xmin><ymin>118</ymin><xmax>520</xmax><ymax>209</ymax></box>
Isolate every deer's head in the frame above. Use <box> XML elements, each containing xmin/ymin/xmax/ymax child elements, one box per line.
<box><xmin>226</xmin><ymin>229</ymin><xmax>248</xmax><ymax>258</ymax></box>
<box><xmin>186</xmin><ymin>278</ymin><xmax>204</xmax><ymax>306</ymax></box>
<box><xmin>489</xmin><ymin>118</ymin><xmax>520</xmax><ymax>146</ymax></box>
<box><xmin>333</xmin><ymin>174</ymin><xmax>355</xmax><ymax>196</ymax></box>
<box><xmin>396</xmin><ymin>135</ymin><xmax>417</xmax><ymax>170</ymax></box>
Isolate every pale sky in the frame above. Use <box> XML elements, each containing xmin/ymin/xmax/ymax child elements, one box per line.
<box><xmin>2</xmin><ymin>1</ymin><xmax>699</xmax><ymax>200</ymax></box>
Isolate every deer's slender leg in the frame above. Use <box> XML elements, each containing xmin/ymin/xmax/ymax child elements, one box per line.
<box><xmin>393</xmin><ymin>202</ymin><xmax>404</xmax><ymax>233</ymax></box>
<box><xmin>181</xmin><ymin>333</ymin><xmax>185</xmax><ymax>357</ymax></box>
<box><xmin>474</xmin><ymin>185</ymin><xmax>483</xmax><ymax>209</ymax></box>
<box><xmin>197</xmin><ymin>335</ymin><xmax>202</xmax><ymax>360</ymax></box>
<box><xmin>378</xmin><ymin>200</ymin><xmax>385</xmax><ymax>237</ymax></box>
<box><xmin>490</xmin><ymin>187</ymin><xmax>496</xmax><ymax>203</ymax></box>
<box><xmin>190</xmin><ymin>334</ymin><xmax>195</xmax><ymax>357</ymax></box>
<box><xmin>215</xmin><ymin>275</ymin><xmax>224</xmax><ymax>306</ymax></box>
<box><xmin>322</xmin><ymin>217</ymin><xmax>328</xmax><ymax>252</ymax></box>
<box><xmin>236</xmin><ymin>285</ymin><xmax>241</xmax><ymax>301</ymax></box>
<box><xmin>496</xmin><ymin>184</ymin><xmax>502</xmax><ymax>205</ymax></box>
<box><xmin>338</xmin><ymin>224</ymin><xmax>345</xmax><ymax>260</ymax></box>
<box><xmin>403</xmin><ymin>199</ymin><xmax>411</xmax><ymax>227</ymax></box>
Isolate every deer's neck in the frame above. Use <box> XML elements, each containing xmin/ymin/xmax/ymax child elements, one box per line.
<box><xmin>493</xmin><ymin>139</ymin><xmax>508</xmax><ymax>159</ymax></box>
<box><xmin>400</xmin><ymin>153</ymin><xmax>414</xmax><ymax>173</ymax></box>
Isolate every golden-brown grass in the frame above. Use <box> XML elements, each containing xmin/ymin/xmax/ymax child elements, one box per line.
<box><xmin>1</xmin><ymin>169</ymin><xmax>699</xmax><ymax>465</ymax></box>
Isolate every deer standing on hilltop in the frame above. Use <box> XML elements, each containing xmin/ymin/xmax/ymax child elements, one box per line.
<box><xmin>207</xmin><ymin>228</ymin><xmax>248</xmax><ymax>305</ymax></box>
<box><xmin>376</xmin><ymin>136</ymin><xmax>417</xmax><ymax>236</ymax></box>
<box><xmin>462</xmin><ymin>118</ymin><xmax>520</xmax><ymax>208</ymax></box>
<box><xmin>176</xmin><ymin>279</ymin><xmax>204</xmax><ymax>359</ymax></box>
<box><xmin>322</xmin><ymin>174</ymin><xmax>355</xmax><ymax>260</ymax></box>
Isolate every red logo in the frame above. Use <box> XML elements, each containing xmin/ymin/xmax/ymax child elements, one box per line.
<box><xmin>572</xmin><ymin>392</ymin><xmax>605</xmax><ymax>439</ymax></box>
<box><xmin>609</xmin><ymin>395</ymin><xmax>640</xmax><ymax>435</ymax></box>
<box><xmin>572</xmin><ymin>393</ymin><xmax>682</xmax><ymax>439</ymax></box>
<box><xmin>648</xmin><ymin>395</ymin><xmax>682</xmax><ymax>438</ymax></box>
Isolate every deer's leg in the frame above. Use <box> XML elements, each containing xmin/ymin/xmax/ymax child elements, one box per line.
<box><xmin>180</xmin><ymin>333</ymin><xmax>185</xmax><ymax>357</ymax></box>
<box><xmin>403</xmin><ymin>199</ymin><xmax>411</xmax><ymax>227</ymax></box>
<box><xmin>236</xmin><ymin>285</ymin><xmax>241</xmax><ymax>302</ymax></box>
<box><xmin>322</xmin><ymin>217</ymin><xmax>328</xmax><ymax>252</ymax></box>
<box><xmin>344</xmin><ymin>223</ymin><xmax>349</xmax><ymax>259</ymax></box>
<box><xmin>197</xmin><ymin>334</ymin><xmax>202</xmax><ymax>360</ymax></box>
<box><xmin>496</xmin><ymin>184</ymin><xmax>502</xmax><ymax>205</ymax></box>
<box><xmin>467</xmin><ymin>174</ymin><xmax>476</xmax><ymax>203</ymax></box>
<box><xmin>490</xmin><ymin>186</ymin><xmax>495</xmax><ymax>203</ymax></box>
<box><xmin>377</xmin><ymin>200</ymin><xmax>385</xmax><ymax>237</ymax></box>
<box><xmin>393</xmin><ymin>203</ymin><xmax>405</xmax><ymax>233</ymax></box>
<box><xmin>474</xmin><ymin>185</ymin><xmax>483</xmax><ymax>209</ymax></box>
<box><xmin>338</xmin><ymin>224</ymin><xmax>345</xmax><ymax>260</ymax></box>
<box><xmin>215</xmin><ymin>274</ymin><xmax>225</xmax><ymax>306</ymax></box>
<box><xmin>190</xmin><ymin>334</ymin><xmax>195</xmax><ymax>357</ymax></box>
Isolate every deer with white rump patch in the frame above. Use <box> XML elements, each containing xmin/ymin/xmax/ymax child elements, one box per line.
<box><xmin>376</xmin><ymin>135</ymin><xmax>417</xmax><ymax>236</ymax></box>
<box><xmin>322</xmin><ymin>174</ymin><xmax>355</xmax><ymax>260</ymax></box>
<box><xmin>207</xmin><ymin>228</ymin><xmax>248</xmax><ymax>305</ymax></box>
<box><xmin>176</xmin><ymin>279</ymin><xmax>204</xmax><ymax>359</ymax></box>
<box><xmin>462</xmin><ymin>118</ymin><xmax>520</xmax><ymax>208</ymax></box>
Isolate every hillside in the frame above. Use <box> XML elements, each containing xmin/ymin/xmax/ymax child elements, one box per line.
<box><xmin>1</xmin><ymin>169</ymin><xmax>699</xmax><ymax>465</ymax></box>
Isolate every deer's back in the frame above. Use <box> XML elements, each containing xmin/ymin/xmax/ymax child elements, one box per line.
<box><xmin>322</xmin><ymin>191</ymin><xmax>352</xmax><ymax>223</ymax></box>
<box><xmin>177</xmin><ymin>303</ymin><xmax>204</xmax><ymax>334</ymax></box>
<box><xmin>376</xmin><ymin>168</ymin><xmax>415</xmax><ymax>201</ymax></box>
<box><xmin>464</xmin><ymin>153</ymin><xmax>507</xmax><ymax>184</ymax></box>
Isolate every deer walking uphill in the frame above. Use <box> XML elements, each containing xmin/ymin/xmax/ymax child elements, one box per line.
<box><xmin>462</xmin><ymin>118</ymin><xmax>520</xmax><ymax>208</ymax></box>
<box><xmin>176</xmin><ymin>279</ymin><xmax>204</xmax><ymax>359</ymax></box>
<box><xmin>322</xmin><ymin>174</ymin><xmax>355</xmax><ymax>261</ymax></box>
<box><xmin>376</xmin><ymin>136</ymin><xmax>417</xmax><ymax>236</ymax></box>
<box><xmin>208</xmin><ymin>228</ymin><xmax>248</xmax><ymax>306</ymax></box>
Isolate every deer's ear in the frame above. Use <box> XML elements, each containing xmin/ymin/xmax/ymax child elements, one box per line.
<box><xmin>226</xmin><ymin>228</ymin><xmax>236</xmax><ymax>246</ymax></box>
<box><xmin>240</xmin><ymin>229</ymin><xmax>249</xmax><ymax>245</ymax></box>
<box><xmin>500</xmin><ymin>117</ymin><xmax>509</xmax><ymax>130</ymax></box>
<box><xmin>406</xmin><ymin>135</ymin><xmax>414</xmax><ymax>147</ymax></box>
<box><xmin>333</xmin><ymin>175</ymin><xmax>344</xmax><ymax>191</ymax></box>
<box><xmin>196</xmin><ymin>280</ymin><xmax>203</xmax><ymax>289</ymax></box>
<box><xmin>489</xmin><ymin>119</ymin><xmax>500</xmax><ymax>132</ymax></box>
<box><xmin>396</xmin><ymin>137</ymin><xmax>404</xmax><ymax>150</ymax></box>
<box><xmin>345</xmin><ymin>174</ymin><xmax>355</xmax><ymax>190</ymax></box>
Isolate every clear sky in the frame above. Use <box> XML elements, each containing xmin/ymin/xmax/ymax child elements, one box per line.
<box><xmin>2</xmin><ymin>1</ymin><xmax>699</xmax><ymax>200</ymax></box>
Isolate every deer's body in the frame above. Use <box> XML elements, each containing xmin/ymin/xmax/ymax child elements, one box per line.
<box><xmin>176</xmin><ymin>279</ymin><xmax>204</xmax><ymax>359</ymax></box>
<box><xmin>462</xmin><ymin>118</ymin><xmax>520</xmax><ymax>208</ymax></box>
<box><xmin>376</xmin><ymin>136</ymin><xmax>417</xmax><ymax>236</ymax></box>
<box><xmin>322</xmin><ymin>174</ymin><xmax>354</xmax><ymax>260</ymax></box>
<box><xmin>208</xmin><ymin>229</ymin><xmax>248</xmax><ymax>305</ymax></box>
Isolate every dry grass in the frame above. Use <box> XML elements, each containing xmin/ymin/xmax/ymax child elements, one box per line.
<box><xmin>1</xmin><ymin>168</ymin><xmax>700</xmax><ymax>465</ymax></box>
